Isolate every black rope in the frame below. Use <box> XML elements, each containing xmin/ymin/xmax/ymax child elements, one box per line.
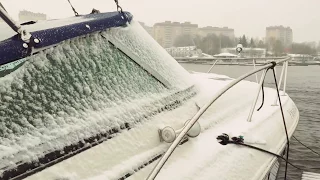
<box><xmin>257</xmin><ymin>64</ymin><xmax>274</xmax><ymax>111</ymax></box>
<box><xmin>257</xmin><ymin>82</ymin><xmax>265</xmax><ymax>111</ymax></box>
<box><xmin>220</xmin><ymin>62</ymin><xmax>292</xmax><ymax>179</ymax></box>
<box><xmin>254</xmin><ymin>62</ymin><xmax>291</xmax><ymax>178</ymax></box>
<box><xmin>217</xmin><ymin>134</ymin><xmax>305</xmax><ymax>171</ymax></box>
<box><xmin>67</xmin><ymin>0</ymin><xmax>79</xmax><ymax>16</ymax></box>
<box><xmin>271</xmin><ymin>62</ymin><xmax>290</xmax><ymax>180</ymax></box>
<box><xmin>293</xmin><ymin>135</ymin><xmax>320</xmax><ymax>157</ymax></box>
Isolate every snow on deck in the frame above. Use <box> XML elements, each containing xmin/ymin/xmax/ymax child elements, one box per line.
<box><xmin>123</xmin><ymin>73</ymin><xmax>299</xmax><ymax>180</ymax></box>
<box><xmin>0</xmin><ymin>16</ymin><xmax>300</xmax><ymax>180</ymax></box>
<box><xmin>25</xmin><ymin>72</ymin><xmax>299</xmax><ymax>180</ymax></box>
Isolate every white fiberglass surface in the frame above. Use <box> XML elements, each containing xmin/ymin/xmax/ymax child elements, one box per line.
<box><xmin>24</xmin><ymin>73</ymin><xmax>299</xmax><ymax>180</ymax></box>
<box><xmin>125</xmin><ymin>73</ymin><xmax>299</xmax><ymax>180</ymax></box>
<box><xmin>0</xmin><ymin>23</ymin><xmax>195</xmax><ymax>174</ymax></box>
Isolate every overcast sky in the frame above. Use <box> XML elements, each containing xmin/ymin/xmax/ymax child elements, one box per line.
<box><xmin>1</xmin><ymin>0</ymin><xmax>320</xmax><ymax>43</ymax></box>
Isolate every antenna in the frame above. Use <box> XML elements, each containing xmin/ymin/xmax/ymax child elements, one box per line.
<box><xmin>67</xmin><ymin>0</ymin><xmax>79</xmax><ymax>16</ymax></box>
<box><xmin>0</xmin><ymin>2</ymin><xmax>6</xmax><ymax>12</ymax></box>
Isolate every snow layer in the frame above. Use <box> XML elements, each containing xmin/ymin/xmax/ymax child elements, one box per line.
<box><xmin>25</xmin><ymin>72</ymin><xmax>299</xmax><ymax>180</ymax></box>
<box><xmin>107</xmin><ymin>20</ymin><xmax>193</xmax><ymax>89</ymax></box>
<box><xmin>0</xmin><ymin>24</ymin><xmax>195</xmax><ymax>172</ymax></box>
<box><xmin>126</xmin><ymin>73</ymin><xmax>299</xmax><ymax>180</ymax></box>
<box><xmin>0</xmin><ymin>16</ymin><xmax>300</xmax><ymax>180</ymax></box>
<box><xmin>0</xmin><ymin>19</ymin><xmax>193</xmax><ymax>89</ymax></box>
<box><xmin>136</xmin><ymin>73</ymin><xmax>298</xmax><ymax>180</ymax></box>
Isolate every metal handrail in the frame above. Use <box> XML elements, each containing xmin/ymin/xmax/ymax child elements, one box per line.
<box><xmin>146</xmin><ymin>57</ymin><xmax>291</xmax><ymax>180</ymax></box>
<box><xmin>246</xmin><ymin>69</ymin><xmax>268</xmax><ymax>122</ymax></box>
<box><xmin>203</xmin><ymin>57</ymin><xmax>280</xmax><ymax>76</ymax></box>
<box><xmin>283</xmin><ymin>61</ymin><xmax>289</xmax><ymax>96</ymax></box>
<box><xmin>207</xmin><ymin>60</ymin><xmax>218</xmax><ymax>73</ymax></box>
<box><xmin>253</xmin><ymin>59</ymin><xmax>259</xmax><ymax>83</ymax></box>
<box><xmin>272</xmin><ymin>61</ymin><xmax>288</xmax><ymax>106</ymax></box>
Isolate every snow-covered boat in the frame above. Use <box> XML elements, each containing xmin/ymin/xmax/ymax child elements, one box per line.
<box><xmin>0</xmin><ymin>3</ymin><xmax>299</xmax><ymax>180</ymax></box>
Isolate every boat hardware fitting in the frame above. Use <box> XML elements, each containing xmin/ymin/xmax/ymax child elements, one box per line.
<box><xmin>159</xmin><ymin>120</ymin><xmax>201</xmax><ymax>143</ymax></box>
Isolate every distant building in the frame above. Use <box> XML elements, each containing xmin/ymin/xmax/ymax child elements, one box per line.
<box><xmin>266</xmin><ymin>26</ymin><xmax>293</xmax><ymax>48</ymax></box>
<box><xmin>19</xmin><ymin>10</ymin><xmax>47</xmax><ymax>22</ymax></box>
<box><xmin>151</xmin><ymin>20</ymin><xmax>235</xmax><ymax>48</ymax></box>
<box><xmin>139</xmin><ymin>22</ymin><xmax>154</xmax><ymax>38</ymax></box>
<box><xmin>198</xmin><ymin>26</ymin><xmax>235</xmax><ymax>40</ymax></box>
<box><xmin>153</xmin><ymin>21</ymin><xmax>198</xmax><ymax>48</ymax></box>
<box><xmin>222</xmin><ymin>48</ymin><xmax>266</xmax><ymax>58</ymax></box>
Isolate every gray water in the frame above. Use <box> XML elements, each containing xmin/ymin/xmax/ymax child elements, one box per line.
<box><xmin>180</xmin><ymin>63</ymin><xmax>320</xmax><ymax>180</ymax></box>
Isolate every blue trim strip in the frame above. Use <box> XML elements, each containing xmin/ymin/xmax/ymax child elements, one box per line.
<box><xmin>0</xmin><ymin>11</ymin><xmax>133</xmax><ymax>66</ymax></box>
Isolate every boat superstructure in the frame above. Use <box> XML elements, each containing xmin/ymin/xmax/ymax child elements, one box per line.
<box><xmin>0</xmin><ymin>2</ymin><xmax>300</xmax><ymax>180</ymax></box>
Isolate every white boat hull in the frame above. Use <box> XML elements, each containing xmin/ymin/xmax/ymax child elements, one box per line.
<box><xmin>26</xmin><ymin>73</ymin><xmax>299</xmax><ymax>180</ymax></box>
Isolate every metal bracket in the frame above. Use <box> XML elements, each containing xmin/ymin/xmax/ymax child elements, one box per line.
<box><xmin>158</xmin><ymin>127</ymin><xmax>176</xmax><ymax>143</ymax></box>
<box><xmin>19</xmin><ymin>29</ymin><xmax>32</xmax><ymax>43</ymax></box>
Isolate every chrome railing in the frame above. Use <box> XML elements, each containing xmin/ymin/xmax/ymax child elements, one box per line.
<box><xmin>207</xmin><ymin>59</ymin><xmax>219</xmax><ymax>73</ymax></box>
<box><xmin>247</xmin><ymin>68</ymin><xmax>268</xmax><ymax>122</ymax></box>
<box><xmin>205</xmin><ymin>57</ymin><xmax>285</xmax><ymax>82</ymax></box>
<box><xmin>247</xmin><ymin>59</ymin><xmax>289</xmax><ymax>122</ymax></box>
<box><xmin>146</xmin><ymin>57</ymin><xmax>291</xmax><ymax>180</ymax></box>
<box><xmin>272</xmin><ymin>61</ymin><xmax>289</xmax><ymax>105</ymax></box>
<box><xmin>253</xmin><ymin>59</ymin><xmax>259</xmax><ymax>83</ymax></box>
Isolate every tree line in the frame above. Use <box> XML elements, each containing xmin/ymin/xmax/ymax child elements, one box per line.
<box><xmin>174</xmin><ymin>34</ymin><xmax>267</xmax><ymax>55</ymax></box>
<box><xmin>266</xmin><ymin>37</ymin><xmax>319</xmax><ymax>56</ymax></box>
<box><xmin>238</xmin><ymin>35</ymin><xmax>265</xmax><ymax>48</ymax></box>
<box><xmin>174</xmin><ymin>34</ymin><xmax>320</xmax><ymax>56</ymax></box>
<box><xmin>173</xmin><ymin>34</ymin><xmax>235</xmax><ymax>55</ymax></box>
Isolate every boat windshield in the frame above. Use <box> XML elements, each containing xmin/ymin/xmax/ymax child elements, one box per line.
<box><xmin>0</xmin><ymin>30</ymin><xmax>170</xmax><ymax>176</ymax></box>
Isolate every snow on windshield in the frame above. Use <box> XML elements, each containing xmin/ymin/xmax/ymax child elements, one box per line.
<box><xmin>0</xmin><ymin>21</ymin><xmax>195</xmax><ymax>173</ymax></box>
<box><xmin>108</xmin><ymin>21</ymin><xmax>194</xmax><ymax>90</ymax></box>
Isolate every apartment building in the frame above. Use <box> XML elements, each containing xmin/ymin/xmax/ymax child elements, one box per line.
<box><xmin>19</xmin><ymin>10</ymin><xmax>47</xmax><ymax>22</ymax></box>
<box><xmin>153</xmin><ymin>21</ymin><xmax>198</xmax><ymax>48</ymax></box>
<box><xmin>198</xmin><ymin>26</ymin><xmax>235</xmax><ymax>40</ymax></box>
<box><xmin>266</xmin><ymin>26</ymin><xmax>293</xmax><ymax>48</ymax></box>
